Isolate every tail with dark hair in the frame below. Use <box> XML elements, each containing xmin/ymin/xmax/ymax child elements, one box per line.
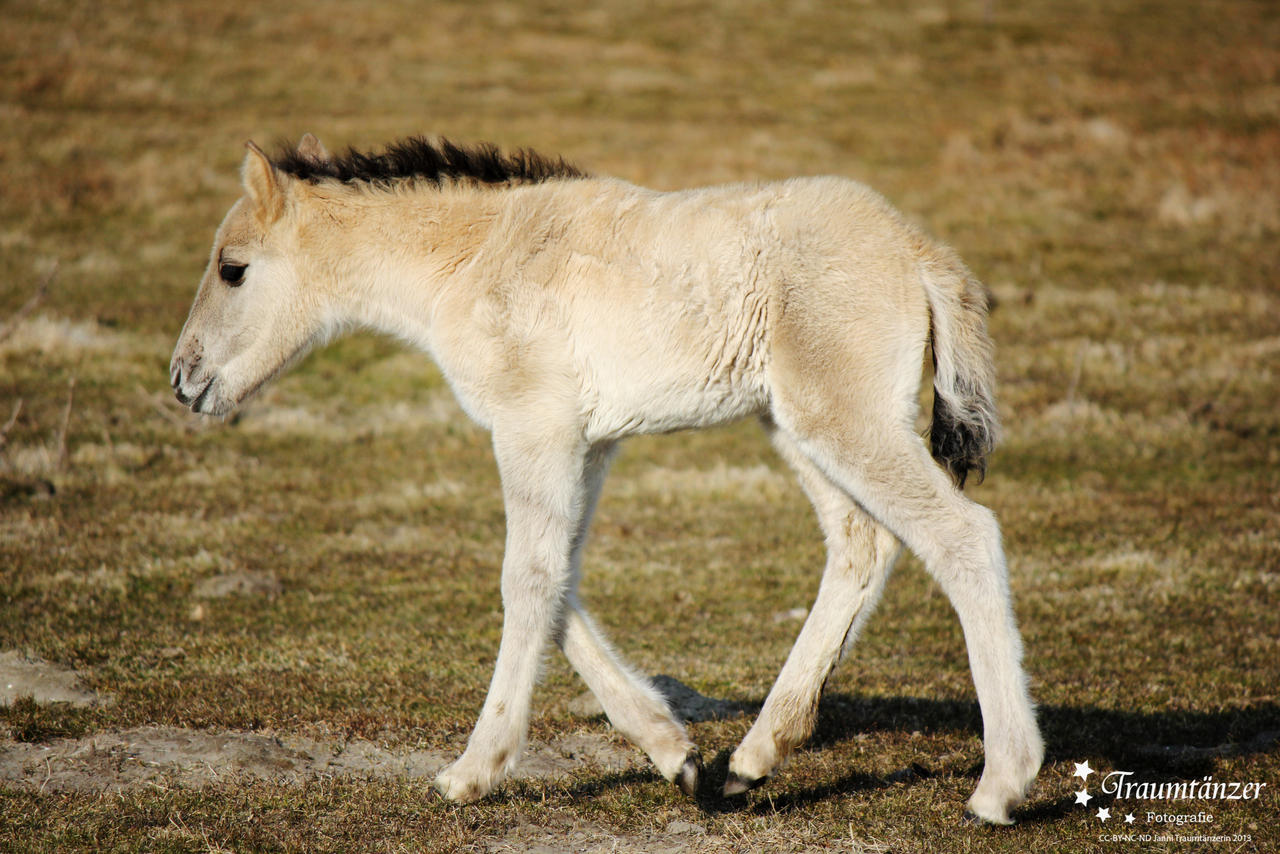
<box><xmin>921</xmin><ymin>255</ymin><xmax>1001</xmax><ymax>489</ymax></box>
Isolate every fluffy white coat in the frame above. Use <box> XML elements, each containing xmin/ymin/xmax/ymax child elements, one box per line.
<box><xmin>171</xmin><ymin>135</ymin><xmax>1042</xmax><ymax>823</ymax></box>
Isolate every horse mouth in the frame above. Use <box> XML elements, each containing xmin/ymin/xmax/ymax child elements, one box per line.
<box><xmin>190</xmin><ymin>379</ymin><xmax>216</xmax><ymax>413</ymax></box>
<box><xmin>172</xmin><ymin>338</ymin><xmax>316</xmax><ymax>418</ymax></box>
<box><xmin>173</xmin><ymin>368</ymin><xmax>267</xmax><ymax>418</ymax></box>
<box><xmin>175</xmin><ymin>376</ymin><xmax>221</xmax><ymax>414</ymax></box>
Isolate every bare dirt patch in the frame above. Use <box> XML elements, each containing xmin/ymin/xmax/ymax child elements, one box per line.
<box><xmin>192</xmin><ymin>569</ymin><xmax>283</xmax><ymax>599</ymax></box>
<box><xmin>0</xmin><ymin>667</ymin><xmax>728</xmax><ymax>796</ymax></box>
<box><xmin>0</xmin><ymin>651</ymin><xmax>105</xmax><ymax>708</ymax></box>
<box><xmin>481</xmin><ymin>815</ymin><xmax>863</xmax><ymax>854</ymax></box>
<box><xmin>0</xmin><ymin>726</ymin><xmax>639</xmax><ymax>794</ymax></box>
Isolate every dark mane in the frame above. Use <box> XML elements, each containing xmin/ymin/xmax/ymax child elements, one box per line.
<box><xmin>272</xmin><ymin>136</ymin><xmax>586</xmax><ymax>189</ymax></box>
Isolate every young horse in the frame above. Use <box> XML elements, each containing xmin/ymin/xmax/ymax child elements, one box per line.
<box><xmin>171</xmin><ymin>134</ymin><xmax>1043</xmax><ymax>823</ymax></box>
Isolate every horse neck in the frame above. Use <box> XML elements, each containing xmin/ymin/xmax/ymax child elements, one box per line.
<box><xmin>315</xmin><ymin>184</ymin><xmax>506</xmax><ymax>353</ymax></box>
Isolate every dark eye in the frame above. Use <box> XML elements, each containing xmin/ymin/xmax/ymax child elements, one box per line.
<box><xmin>219</xmin><ymin>262</ymin><xmax>247</xmax><ymax>286</ymax></box>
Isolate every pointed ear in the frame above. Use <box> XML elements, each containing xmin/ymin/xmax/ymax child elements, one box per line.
<box><xmin>242</xmin><ymin>141</ymin><xmax>284</xmax><ymax>223</ymax></box>
<box><xmin>297</xmin><ymin>132</ymin><xmax>330</xmax><ymax>163</ymax></box>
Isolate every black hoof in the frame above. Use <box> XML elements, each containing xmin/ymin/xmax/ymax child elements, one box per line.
<box><xmin>722</xmin><ymin>770</ymin><xmax>765</xmax><ymax>797</ymax></box>
<box><xmin>676</xmin><ymin>751</ymin><xmax>702</xmax><ymax>797</ymax></box>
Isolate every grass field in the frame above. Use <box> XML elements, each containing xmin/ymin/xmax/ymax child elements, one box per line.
<box><xmin>2</xmin><ymin>1</ymin><xmax>1278</xmax><ymax>851</ymax></box>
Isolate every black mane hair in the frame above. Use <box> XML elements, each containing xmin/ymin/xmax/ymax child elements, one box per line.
<box><xmin>272</xmin><ymin>136</ymin><xmax>586</xmax><ymax>188</ymax></box>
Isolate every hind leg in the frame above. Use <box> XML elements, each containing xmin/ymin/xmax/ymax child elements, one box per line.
<box><xmin>557</xmin><ymin>445</ymin><xmax>700</xmax><ymax>793</ymax></box>
<box><xmin>773</xmin><ymin>398</ymin><xmax>1041</xmax><ymax>823</ymax></box>
<box><xmin>561</xmin><ymin>607</ymin><xmax>701</xmax><ymax>792</ymax></box>
<box><xmin>725</xmin><ymin>425</ymin><xmax>900</xmax><ymax>793</ymax></box>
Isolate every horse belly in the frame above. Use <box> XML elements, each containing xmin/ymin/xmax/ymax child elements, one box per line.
<box><xmin>578</xmin><ymin>302</ymin><xmax>770</xmax><ymax>440</ymax></box>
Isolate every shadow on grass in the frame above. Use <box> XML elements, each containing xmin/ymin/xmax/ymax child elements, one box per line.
<box><xmin>686</xmin><ymin>693</ymin><xmax>1280</xmax><ymax>819</ymax></box>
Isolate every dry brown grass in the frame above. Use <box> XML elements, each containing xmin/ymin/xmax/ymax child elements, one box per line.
<box><xmin>3</xmin><ymin>1</ymin><xmax>1278</xmax><ymax>851</ymax></box>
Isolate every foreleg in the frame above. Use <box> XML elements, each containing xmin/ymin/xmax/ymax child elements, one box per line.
<box><xmin>435</xmin><ymin>428</ymin><xmax>588</xmax><ymax>802</ymax></box>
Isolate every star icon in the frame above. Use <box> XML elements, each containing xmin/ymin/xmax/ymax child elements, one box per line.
<box><xmin>1097</xmin><ymin>807</ymin><xmax>1111</xmax><ymax>822</ymax></box>
<box><xmin>1124</xmin><ymin>814</ymin><xmax>1136</xmax><ymax>825</ymax></box>
<box><xmin>1073</xmin><ymin>760</ymin><xmax>1094</xmax><ymax>781</ymax></box>
<box><xmin>1075</xmin><ymin>789</ymin><xmax>1093</xmax><ymax>806</ymax></box>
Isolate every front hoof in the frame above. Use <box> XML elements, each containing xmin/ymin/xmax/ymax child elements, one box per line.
<box><xmin>722</xmin><ymin>770</ymin><xmax>766</xmax><ymax>797</ymax></box>
<box><xmin>675</xmin><ymin>751</ymin><xmax>702</xmax><ymax>797</ymax></box>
